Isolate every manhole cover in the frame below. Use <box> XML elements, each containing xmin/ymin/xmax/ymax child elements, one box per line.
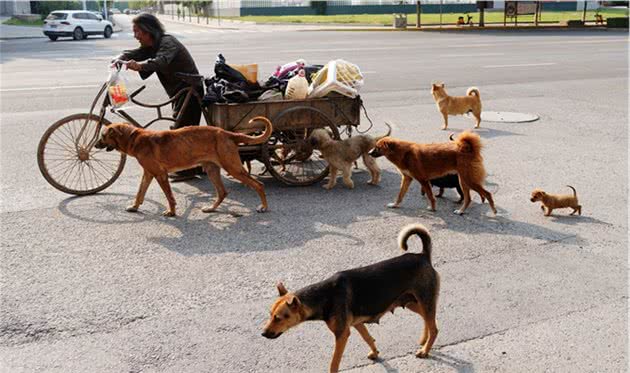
<box><xmin>481</xmin><ymin>111</ymin><xmax>539</xmax><ymax>123</ymax></box>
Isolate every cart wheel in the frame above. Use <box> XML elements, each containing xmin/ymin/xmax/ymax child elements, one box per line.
<box><xmin>37</xmin><ymin>113</ymin><xmax>127</xmax><ymax>195</ymax></box>
<box><xmin>261</xmin><ymin>106</ymin><xmax>340</xmax><ymax>186</ymax></box>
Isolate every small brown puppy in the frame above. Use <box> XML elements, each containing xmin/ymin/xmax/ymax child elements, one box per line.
<box><xmin>309</xmin><ymin>123</ymin><xmax>391</xmax><ymax>189</ymax></box>
<box><xmin>262</xmin><ymin>224</ymin><xmax>440</xmax><ymax>373</ymax></box>
<box><xmin>431</xmin><ymin>83</ymin><xmax>482</xmax><ymax>130</ymax></box>
<box><xmin>94</xmin><ymin>116</ymin><xmax>273</xmax><ymax>216</ymax></box>
<box><xmin>530</xmin><ymin>185</ymin><xmax>582</xmax><ymax>216</ymax></box>
<box><xmin>369</xmin><ymin>131</ymin><xmax>496</xmax><ymax>215</ymax></box>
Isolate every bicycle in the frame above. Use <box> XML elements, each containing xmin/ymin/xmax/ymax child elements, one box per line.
<box><xmin>37</xmin><ymin>64</ymin><xmax>362</xmax><ymax>195</ymax></box>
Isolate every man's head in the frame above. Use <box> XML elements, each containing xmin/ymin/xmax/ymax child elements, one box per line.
<box><xmin>132</xmin><ymin>13</ymin><xmax>164</xmax><ymax>47</ymax></box>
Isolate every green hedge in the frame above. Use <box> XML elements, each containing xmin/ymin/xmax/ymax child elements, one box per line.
<box><xmin>607</xmin><ymin>17</ymin><xmax>629</xmax><ymax>28</ymax></box>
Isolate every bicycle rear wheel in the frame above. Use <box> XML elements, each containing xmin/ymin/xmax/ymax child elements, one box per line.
<box><xmin>37</xmin><ymin>113</ymin><xmax>126</xmax><ymax>195</ymax></box>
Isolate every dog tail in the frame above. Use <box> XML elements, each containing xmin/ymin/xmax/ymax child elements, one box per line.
<box><xmin>230</xmin><ymin>116</ymin><xmax>273</xmax><ymax>145</ymax></box>
<box><xmin>566</xmin><ymin>185</ymin><xmax>577</xmax><ymax>198</ymax></box>
<box><xmin>467</xmin><ymin>87</ymin><xmax>480</xmax><ymax>98</ymax></box>
<box><xmin>378</xmin><ymin>122</ymin><xmax>393</xmax><ymax>140</ymax></box>
<box><xmin>398</xmin><ymin>224</ymin><xmax>432</xmax><ymax>263</ymax></box>
<box><xmin>455</xmin><ymin>131</ymin><xmax>483</xmax><ymax>155</ymax></box>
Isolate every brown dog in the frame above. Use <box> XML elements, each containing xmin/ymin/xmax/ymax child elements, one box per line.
<box><xmin>262</xmin><ymin>224</ymin><xmax>440</xmax><ymax>373</ymax></box>
<box><xmin>431</xmin><ymin>83</ymin><xmax>482</xmax><ymax>130</ymax></box>
<box><xmin>530</xmin><ymin>185</ymin><xmax>581</xmax><ymax>216</ymax></box>
<box><xmin>94</xmin><ymin>116</ymin><xmax>273</xmax><ymax>216</ymax></box>
<box><xmin>369</xmin><ymin>132</ymin><xmax>496</xmax><ymax>215</ymax></box>
<box><xmin>309</xmin><ymin>123</ymin><xmax>391</xmax><ymax>189</ymax></box>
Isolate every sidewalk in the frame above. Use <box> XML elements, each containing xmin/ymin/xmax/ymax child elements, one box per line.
<box><xmin>0</xmin><ymin>16</ymin><xmax>44</xmax><ymax>39</ymax></box>
<box><xmin>157</xmin><ymin>13</ymin><xmax>610</xmax><ymax>33</ymax></box>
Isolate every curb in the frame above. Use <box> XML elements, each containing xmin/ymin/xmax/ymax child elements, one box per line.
<box><xmin>313</xmin><ymin>25</ymin><xmax>612</xmax><ymax>32</ymax></box>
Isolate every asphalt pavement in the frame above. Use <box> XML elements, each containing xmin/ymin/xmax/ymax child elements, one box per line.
<box><xmin>0</xmin><ymin>16</ymin><xmax>628</xmax><ymax>373</ymax></box>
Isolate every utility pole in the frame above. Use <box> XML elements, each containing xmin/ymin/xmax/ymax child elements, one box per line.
<box><xmin>82</xmin><ymin>0</ymin><xmax>87</xmax><ymax>11</ymax></box>
<box><xmin>582</xmin><ymin>1</ymin><xmax>587</xmax><ymax>23</ymax></box>
<box><xmin>416</xmin><ymin>1</ymin><xmax>421</xmax><ymax>28</ymax></box>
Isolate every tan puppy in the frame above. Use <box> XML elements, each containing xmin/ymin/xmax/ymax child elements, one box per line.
<box><xmin>431</xmin><ymin>83</ymin><xmax>482</xmax><ymax>130</ymax></box>
<box><xmin>530</xmin><ymin>185</ymin><xmax>582</xmax><ymax>216</ymax></box>
<box><xmin>94</xmin><ymin>117</ymin><xmax>273</xmax><ymax>216</ymax></box>
<box><xmin>369</xmin><ymin>131</ymin><xmax>496</xmax><ymax>215</ymax></box>
<box><xmin>309</xmin><ymin>123</ymin><xmax>391</xmax><ymax>189</ymax></box>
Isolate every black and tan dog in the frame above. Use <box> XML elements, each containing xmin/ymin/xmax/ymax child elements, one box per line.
<box><xmin>370</xmin><ymin>131</ymin><xmax>496</xmax><ymax>215</ymax></box>
<box><xmin>262</xmin><ymin>224</ymin><xmax>440</xmax><ymax>373</ymax></box>
<box><xmin>94</xmin><ymin>116</ymin><xmax>273</xmax><ymax>216</ymax></box>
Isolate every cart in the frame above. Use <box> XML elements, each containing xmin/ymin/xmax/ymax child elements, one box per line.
<box><xmin>37</xmin><ymin>68</ymin><xmax>363</xmax><ymax>195</ymax></box>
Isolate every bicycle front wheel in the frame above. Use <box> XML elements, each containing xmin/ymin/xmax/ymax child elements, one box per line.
<box><xmin>37</xmin><ymin>113</ymin><xmax>127</xmax><ymax>195</ymax></box>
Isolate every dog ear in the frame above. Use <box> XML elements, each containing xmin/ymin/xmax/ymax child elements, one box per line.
<box><xmin>286</xmin><ymin>295</ymin><xmax>300</xmax><ymax>309</ymax></box>
<box><xmin>277</xmin><ymin>282</ymin><xmax>288</xmax><ymax>296</ymax></box>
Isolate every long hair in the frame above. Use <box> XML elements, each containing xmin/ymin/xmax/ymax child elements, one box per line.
<box><xmin>132</xmin><ymin>13</ymin><xmax>165</xmax><ymax>43</ymax></box>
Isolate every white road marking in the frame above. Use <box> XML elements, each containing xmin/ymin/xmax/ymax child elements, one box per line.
<box><xmin>483</xmin><ymin>62</ymin><xmax>556</xmax><ymax>68</ymax></box>
<box><xmin>441</xmin><ymin>52</ymin><xmax>505</xmax><ymax>57</ymax></box>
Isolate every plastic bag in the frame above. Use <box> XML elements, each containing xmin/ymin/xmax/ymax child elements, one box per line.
<box><xmin>214</xmin><ymin>54</ymin><xmax>249</xmax><ymax>83</ymax></box>
<box><xmin>107</xmin><ymin>68</ymin><xmax>129</xmax><ymax>108</ymax></box>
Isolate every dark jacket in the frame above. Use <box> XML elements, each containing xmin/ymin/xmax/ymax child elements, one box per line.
<box><xmin>120</xmin><ymin>34</ymin><xmax>199</xmax><ymax>98</ymax></box>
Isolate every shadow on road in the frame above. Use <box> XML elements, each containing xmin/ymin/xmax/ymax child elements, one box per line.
<box><xmin>56</xmin><ymin>167</ymin><xmax>591</xmax><ymax>255</ymax></box>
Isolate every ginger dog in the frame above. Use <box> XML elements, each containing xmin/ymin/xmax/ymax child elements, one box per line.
<box><xmin>369</xmin><ymin>131</ymin><xmax>496</xmax><ymax>215</ymax></box>
<box><xmin>262</xmin><ymin>224</ymin><xmax>440</xmax><ymax>373</ymax></box>
<box><xmin>94</xmin><ymin>116</ymin><xmax>273</xmax><ymax>216</ymax></box>
<box><xmin>309</xmin><ymin>123</ymin><xmax>391</xmax><ymax>189</ymax></box>
<box><xmin>530</xmin><ymin>185</ymin><xmax>582</xmax><ymax>216</ymax></box>
<box><xmin>431</xmin><ymin>83</ymin><xmax>482</xmax><ymax>130</ymax></box>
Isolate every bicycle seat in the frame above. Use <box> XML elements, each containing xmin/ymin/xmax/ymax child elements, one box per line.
<box><xmin>175</xmin><ymin>72</ymin><xmax>204</xmax><ymax>85</ymax></box>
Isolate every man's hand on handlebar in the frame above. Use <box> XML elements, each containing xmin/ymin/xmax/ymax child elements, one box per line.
<box><xmin>126</xmin><ymin>60</ymin><xmax>142</xmax><ymax>72</ymax></box>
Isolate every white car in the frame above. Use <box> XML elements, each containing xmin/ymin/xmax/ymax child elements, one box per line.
<box><xmin>43</xmin><ymin>10</ymin><xmax>114</xmax><ymax>41</ymax></box>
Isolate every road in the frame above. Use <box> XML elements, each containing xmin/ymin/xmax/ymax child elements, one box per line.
<box><xmin>0</xmin><ymin>15</ymin><xmax>627</xmax><ymax>373</ymax></box>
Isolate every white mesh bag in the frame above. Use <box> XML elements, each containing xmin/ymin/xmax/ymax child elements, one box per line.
<box><xmin>307</xmin><ymin>59</ymin><xmax>364</xmax><ymax>99</ymax></box>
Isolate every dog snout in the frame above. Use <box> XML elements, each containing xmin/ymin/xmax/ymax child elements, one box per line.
<box><xmin>369</xmin><ymin>148</ymin><xmax>383</xmax><ymax>158</ymax></box>
<box><xmin>262</xmin><ymin>330</ymin><xmax>281</xmax><ymax>339</ymax></box>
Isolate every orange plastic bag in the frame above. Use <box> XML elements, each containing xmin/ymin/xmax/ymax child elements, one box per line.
<box><xmin>107</xmin><ymin>69</ymin><xmax>129</xmax><ymax>108</ymax></box>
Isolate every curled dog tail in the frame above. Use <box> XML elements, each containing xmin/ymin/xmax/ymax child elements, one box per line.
<box><xmin>229</xmin><ymin>116</ymin><xmax>273</xmax><ymax>145</ymax></box>
<box><xmin>398</xmin><ymin>224</ymin><xmax>432</xmax><ymax>264</ymax></box>
<box><xmin>467</xmin><ymin>87</ymin><xmax>480</xmax><ymax>98</ymax></box>
<box><xmin>375</xmin><ymin>122</ymin><xmax>393</xmax><ymax>141</ymax></box>
<box><xmin>455</xmin><ymin>131</ymin><xmax>483</xmax><ymax>155</ymax></box>
<box><xmin>566</xmin><ymin>185</ymin><xmax>577</xmax><ymax>198</ymax></box>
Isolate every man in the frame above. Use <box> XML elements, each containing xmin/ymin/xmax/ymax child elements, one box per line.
<box><xmin>117</xmin><ymin>13</ymin><xmax>203</xmax><ymax>181</ymax></box>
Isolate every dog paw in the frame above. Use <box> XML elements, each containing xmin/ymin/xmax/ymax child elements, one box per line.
<box><xmin>367</xmin><ymin>351</ymin><xmax>379</xmax><ymax>360</ymax></box>
<box><xmin>256</xmin><ymin>205</ymin><xmax>267</xmax><ymax>213</ymax></box>
<box><xmin>415</xmin><ymin>349</ymin><xmax>429</xmax><ymax>359</ymax></box>
<box><xmin>454</xmin><ymin>209</ymin><xmax>464</xmax><ymax>215</ymax></box>
<box><xmin>322</xmin><ymin>184</ymin><xmax>334</xmax><ymax>190</ymax></box>
<box><xmin>162</xmin><ymin>210</ymin><xmax>176</xmax><ymax>217</ymax></box>
<box><xmin>126</xmin><ymin>205</ymin><xmax>138</xmax><ymax>213</ymax></box>
<box><xmin>427</xmin><ymin>206</ymin><xmax>436</xmax><ymax>211</ymax></box>
<box><xmin>386</xmin><ymin>203</ymin><xmax>399</xmax><ymax>209</ymax></box>
<box><xmin>202</xmin><ymin>206</ymin><xmax>217</xmax><ymax>213</ymax></box>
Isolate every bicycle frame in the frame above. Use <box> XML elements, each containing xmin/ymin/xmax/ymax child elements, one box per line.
<box><xmin>78</xmin><ymin>68</ymin><xmax>210</xmax><ymax>155</ymax></box>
